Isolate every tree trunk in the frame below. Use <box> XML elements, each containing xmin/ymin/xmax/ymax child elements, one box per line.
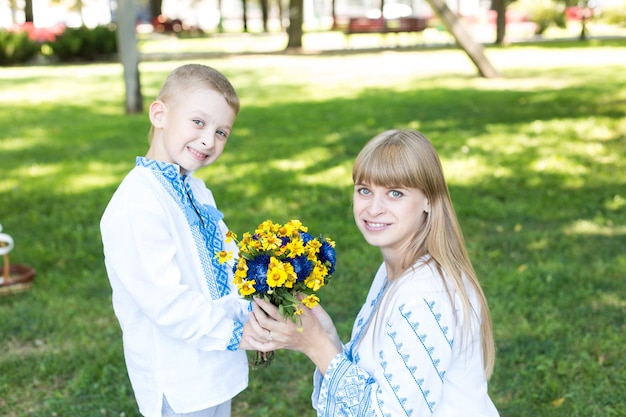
<box><xmin>260</xmin><ymin>0</ymin><xmax>269</xmax><ymax>32</ymax></box>
<box><xmin>286</xmin><ymin>0</ymin><xmax>303</xmax><ymax>49</ymax></box>
<box><xmin>425</xmin><ymin>0</ymin><xmax>499</xmax><ymax>78</ymax></box>
<box><xmin>24</xmin><ymin>0</ymin><xmax>33</xmax><ymax>22</ymax></box>
<box><xmin>493</xmin><ymin>0</ymin><xmax>506</xmax><ymax>45</ymax></box>
<box><xmin>116</xmin><ymin>0</ymin><xmax>143</xmax><ymax>114</ymax></box>
<box><xmin>149</xmin><ymin>0</ymin><xmax>163</xmax><ymax>21</ymax></box>
<box><xmin>579</xmin><ymin>8</ymin><xmax>589</xmax><ymax>41</ymax></box>
<box><xmin>242</xmin><ymin>0</ymin><xmax>249</xmax><ymax>32</ymax></box>
<box><xmin>277</xmin><ymin>0</ymin><xmax>285</xmax><ymax>30</ymax></box>
<box><xmin>218</xmin><ymin>0</ymin><xmax>224</xmax><ymax>32</ymax></box>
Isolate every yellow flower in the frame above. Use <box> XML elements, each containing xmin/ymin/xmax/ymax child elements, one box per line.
<box><xmin>305</xmin><ymin>275</ymin><xmax>324</xmax><ymax>292</ymax></box>
<box><xmin>301</xmin><ymin>294</ymin><xmax>320</xmax><ymax>308</ymax></box>
<box><xmin>283</xmin><ymin>263</ymin><xmax>297</xmax><ymax>288</ymax></box>
<box><xmin>239</xmin><ymin>280</ymin><xmax>256</xmax><ymax>296</ymax></box>
<box><xmin>284</xmin><ymin>238</ymin><xmax>305</xmax><ymax>258</ymax></box>
<box><xmin>225</xmin><ymin>230</ymin><xmax>237</xmax><ymax>243</ymax></box>
<box><xmin>233</xmin><ymin>274</ymin><xmax>243</xmax><ymax>286</ymax></box>
<box><xmin>215</xmin><ymin>250</ymin><xmax>233</xmax><ymax>264</ymax></box>
<box><xmin>234</xmin><ymin>260</ymin><xmax>248</xmax><ymax>282</ymax></box>
<box><xmin>260</xmin><ymin>233</ymin><xmax>281</xmax><ymax>251</ymax></box>
<box><xmin>266</xmin><ymin>257</ymin><xmax>288</xmax><ymax>287</ymax></box>
<box><xmin>257</xmin><ymin>220</ymin><xmax>279</xmax><ymax>234</ymax></box>
<box><xmin>278</xmin><ymin>224</ymin><xmax>294</xmax><ymax>237</ymax></box>
<box><xmin>240</xmin><ymin>232</ymin><xmax>252</xmax><ymax>245</ymax></box>
<box><xmin>286</xmin><ymin>219</ymin><xmax>307</xmax><ymax>233</ymax></box>
<box><xmin>306</xmin><ymin>238</ymin><xmax>322</xmax><ymax>254</ymax></box>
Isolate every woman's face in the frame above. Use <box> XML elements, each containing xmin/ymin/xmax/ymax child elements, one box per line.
<box><xmin>353</xmin><ymin>182</ymin><xmax>429</xmax><ymax>256</ymax></box>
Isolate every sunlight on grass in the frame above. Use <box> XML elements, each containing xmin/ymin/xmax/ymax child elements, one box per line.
<box><xmin>532</xmin><ymin>154</ymin><xmax>587</xmax><ymax>186</ymax></box>
<box><xmin>565</xmin><ymin>219</ymin><xmax>626</xmax><ymax>236</ymax></box>
<box><xmin>444</xmin><ymin>155</ymin><xmax>512</xmax><ymax>185</ymax></box>
<box><xmin>23</xmin><ymin>164</ymin><xmax>61</xmax><ymax>180</ymax></box>
<box><xmin>63</xmin><ymin>166</ymin><xmax>126</xmax><ymax>194</ymax></box>
<box><xmin>595</xmin><ymin>291</ymin><xmax>626</xmax><ymax>309</ymax></box>
<box><xmin>273</xmin><ymin>158</ymin><xmax>308</xmax><ymax>171</ymax></box>
<box><xmin>0</xmin><ymin>137</ymin><xmax>39</xmax><ymax>151</ymax></box>
<box><xmin>1</xmin><ymin>162</ymin><xmax>125</xmax><ymax>194</ymax></box>
<box><xmin>299</xmin><ymin>164</ymin><xmax>352</xmax><ymax>186</ymax></box>
<box><xmin>0</xmin><ymin>63</ymin><xmax>124</xmax><ymax>107</ymax></box>
<box><xmin>605</xmin><ymin>194</ymin><xmax>625</xmax><ymax>211</ymax></box>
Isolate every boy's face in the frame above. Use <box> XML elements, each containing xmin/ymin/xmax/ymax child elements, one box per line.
<box><xmin>147</xmin><ymin>87</ymin><xmax>236</xmax><ymax>174</ymax></box>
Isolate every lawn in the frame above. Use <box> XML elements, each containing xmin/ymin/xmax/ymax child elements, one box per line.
<box><xmin>1</xmin><ymin>38</ymin><xmax>625</xmax><ymax>416</ymax></box>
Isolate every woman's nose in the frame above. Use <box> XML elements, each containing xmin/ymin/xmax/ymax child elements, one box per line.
<box><xmin>366</xmin><ymin>195</ymin><xmax>385</xmax><ymax>215</ymax></box>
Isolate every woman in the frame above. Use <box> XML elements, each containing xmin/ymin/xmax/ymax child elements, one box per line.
<box><xmin>249</xmin><ymin>129</ymin><xmax>499</xmax><ymax>416</ymax></box>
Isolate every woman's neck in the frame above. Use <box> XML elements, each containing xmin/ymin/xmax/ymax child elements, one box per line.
<box><xmin>381</xmin><ymin>251</ymin><xmax>406</xmax><ymax>281</ymax></box>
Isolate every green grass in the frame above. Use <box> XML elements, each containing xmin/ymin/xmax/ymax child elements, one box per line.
<box><xmin>1</xmin><ymin>39</ymin><xmax>625</xmax><ymax>417</ymax></box>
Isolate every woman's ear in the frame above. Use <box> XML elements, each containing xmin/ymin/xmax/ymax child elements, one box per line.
<box><xmin>424</xmin><ymin>199</ymin><xmax>431</xmax><ymax>214</ymax></box>
<box><xmin>149</xmin><ymin>100</ymin><xmax>166</xmax><ymax>128</ymax></box>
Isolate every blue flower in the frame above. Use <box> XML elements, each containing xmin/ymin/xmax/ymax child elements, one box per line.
<box><xmin>289</xmin><ymin>255</ymin><xmax>314</xmax><ymax>283</ymax></box>
<box><xmin>319</xmin><ymin>240</ymin><xmax>337</xmax><ymax>274</ymax></box>
<box><xmin>246</xmin><ymin>254</ymin><xmax>271</xmax><ymax>294</ymax></box>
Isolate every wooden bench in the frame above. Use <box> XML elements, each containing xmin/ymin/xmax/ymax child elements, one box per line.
<box><xmin>344</xmin><ymin>17</ymin><xmax>428</xmax><ymax>35</ymax></box>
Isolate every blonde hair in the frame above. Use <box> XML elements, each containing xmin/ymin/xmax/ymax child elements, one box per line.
<box><xmin>352</xmin><ymin>129</ymin><xmax>495</xmax><ymax>378</ymax></box>
<box><xmin>148</xmin><ymin>64</ymin><xmax>240</xmax><ymax>140</ymax></box>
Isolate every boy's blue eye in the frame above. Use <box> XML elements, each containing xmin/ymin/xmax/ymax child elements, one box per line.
<box><xmin>193</xmin><ymin>119</ymin><xmax>204</xmax><ymax>127</ymax></box>
<box><xmin>390</xmin><ymin>190</ymin><xmax>403</xmax><ymax>198</ymax></box>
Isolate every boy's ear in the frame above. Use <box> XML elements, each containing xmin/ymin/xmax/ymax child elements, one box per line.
<box><xmin>149</xmin><ymin>100</ymin><xmax>166</xmax><ymax>128</ymax></box>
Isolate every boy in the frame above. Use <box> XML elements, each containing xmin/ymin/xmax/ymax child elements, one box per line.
<box><xmin>101</xmin><ymin>64</ymin><xmax>260</xmax><ymax>417</ymax></box>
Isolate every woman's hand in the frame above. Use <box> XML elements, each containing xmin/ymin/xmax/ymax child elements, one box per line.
<box><xmin>246</xmin><ymin>298</ymin><xmax>342</xmax><ymax>374</ymax></box>
<box><xmin>239</xmin><ymin>305</ymin><xmax>276</xmax><ymax>352</ymax></box>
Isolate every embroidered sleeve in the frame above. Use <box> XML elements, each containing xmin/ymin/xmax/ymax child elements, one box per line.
<box><xmin>316</xmin><ymin>294</ymin><xmax>457</xmax><ymax>417</ymax></box>
<box><xmin>316</xmin><ymin>354</ymin><xmax>377</xmax><ymax>417</ymax></box>
<box><xmin>227</xmin><ymin>321</ymin><xmax>244</xmax><ymax>351</ymax></box>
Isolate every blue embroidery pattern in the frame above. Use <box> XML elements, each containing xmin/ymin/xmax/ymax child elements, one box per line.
<box><xmin>399</xmin><ymin>303</ymin><xmax>447</xmax><ymax>382</ymax></box>
<box><xmin>424</xmin><ymin>299</ymin><xmax>454</xmax><ymax>349</ymax></box>
<box><xmin>137</xmin><ymin>157</ymin><xmax>230</xmax><ymax>300</ymax></box>
<box><xmin>385</xmin><ymin>329</ymin><xmax>435</xmax><ymax>413</ymax></box>
<box><xmin>380</xmin><ymin>352</ymin><xmax>416</xmax><ymax>416</ymax></box>
<box><xmin>227</xmin><ymin>321</ymin><xmax>244</xmax><ymax>351</ymax></box>
<box><xmin>348</xmin><ymin>278</ymin><xmax>389</xmax><ymax>362</ymax></box>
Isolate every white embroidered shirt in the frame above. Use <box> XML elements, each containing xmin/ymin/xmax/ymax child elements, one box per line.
<box><xmin>312</xmin><ymin>259</ymin><xmax>499</xmax><ymax>417</ymax></box>
<box><xmin>101</xmin><ymin>158</ymin><xmax>249</xmax><ymax>417</ymax></box>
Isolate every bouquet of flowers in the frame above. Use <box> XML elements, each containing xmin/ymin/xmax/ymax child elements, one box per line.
<box><xmin>225</xmin><ymin>219</ymin><xmax>336</xmax><ymax>367</ymax></box>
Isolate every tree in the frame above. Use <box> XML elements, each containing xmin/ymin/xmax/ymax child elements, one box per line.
<box><xmin>116</xmin><ymin>0</ymin><xmax>143</xmax><ymax>114</ymax></box>
<box><xmin>149</xmin><ymin>0</ymin><xmax>163</xmax><ymax>21</ymax></box>
<box><xmin>242</xmin><ymin>0</ymin><xmax>249</xmax><ymax>32</ymax></box>
<box><xmin>260</xmin><ymin>0</ymin><xmax>270</xmax><ymax>32</ymax></box>
<box><xmin>286</xmin><ymin>0</ymin><xmax>303</xmax><ymax>49</ymax></box>
<box><xmin>24</xmin><ymin>0</ymin><xmax>33</xmax><ymax>22</ymax></box>
<box><xmin>493</xmin><ymin>0</ymin><xmax>507</xmax><ymax>44</ymax></box>
<box><xmin>577</xmin><ymin>0</ymin><xmax>592</xmax><ymax>41</ymax></box>
<box><xmin>425</xmin><ymin>0</ymin><xmax>500</xmax><ymax>78</ymax></box>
